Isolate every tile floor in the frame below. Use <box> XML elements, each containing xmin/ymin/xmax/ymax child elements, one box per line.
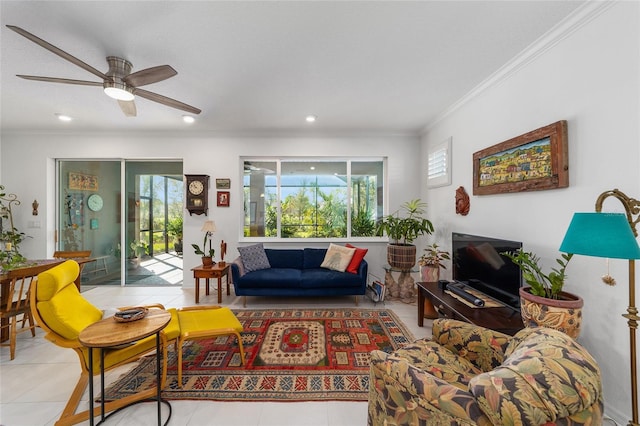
<box><xmin>0</xmin><ymin>284</ymin><xmax>433</xmax><ymax>426</ymax></box>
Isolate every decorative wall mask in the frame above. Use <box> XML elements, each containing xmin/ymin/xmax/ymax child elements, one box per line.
<box><xmin>455</xmin><ymin>186</ymin><xmax>470</xmax><ymax>216</ymax></box>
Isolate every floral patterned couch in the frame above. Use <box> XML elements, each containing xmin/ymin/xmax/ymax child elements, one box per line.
<box><xmin>368</xmin><ymin>319</ymin><xmax>603</xmax><ymax>426</ymax></box>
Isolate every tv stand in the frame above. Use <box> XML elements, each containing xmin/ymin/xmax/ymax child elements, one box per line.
<box><xmin>417</xmin><ymin>281</ymin><xmax>524</xmax><ymax>336</ymax></box>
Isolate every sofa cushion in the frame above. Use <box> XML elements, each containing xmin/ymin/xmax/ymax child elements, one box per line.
<box><xmin>391</xmin><ymin>339</ymin><xmax>483</xmax><ymax>391</ymax></box>
<box><xmin>469</xmin><ymin>327</ymin><xmax>602</xmax><ymax>425</ymax></box>
<box><xmin>266</xmin><ymin>249</ymin><xmax>304</xmax><ymax>269</ymax></box>
<box><xmin>238</xmin><ymin>243</ymin><xmax>271</xmax><ymax>273</ymax></box>
<box><xmin>320</xmin><ymin>243</ymin><xmax>355</xmax><ymax>272</ymax></box>
<box><xmin>236</xmin><ymin>268</ymin><xmax>302</xmax><ymax>288</ymax></box>
<box><xmin>345</xmin><ymin>243</ymin><xmax>368</xmax><ymax>274</ymax></box>
<box><xmin>300</xmin><ymin>268</ymin><xmax>364</xmax><ymax>289</ymax></box>
<box><xmin>303</xmin><ymin>248</ymin><xmax>327</xmax><ymax>269</ymax></box>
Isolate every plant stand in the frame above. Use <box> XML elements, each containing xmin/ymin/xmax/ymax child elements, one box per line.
<box><xmin>384</xmin><ymin>266</ymin><xmax>417</xmax><ymax>304</ymax></box>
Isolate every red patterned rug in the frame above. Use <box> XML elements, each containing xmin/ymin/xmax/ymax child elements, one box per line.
<box><xmin>103</xmin><ymin>308</ymin><xmax>414</xmax><ymax>402</ymax></box>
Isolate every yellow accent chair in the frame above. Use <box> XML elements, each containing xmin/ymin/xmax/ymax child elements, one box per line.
<box><xmin>176</xmin><ymin>305</ymin><xmax>245</xmax><ymax>387</ymax></box>
<box><xmin>31</xmin><ymin>260</ymin><xmax>181</xmax><ymax>426</ymax></box>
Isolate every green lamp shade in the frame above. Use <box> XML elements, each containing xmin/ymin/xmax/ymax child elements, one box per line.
<box><xmin>559</xmin><ymin>212</ymin><xmax>640</xmax><ymax>259</ymax></box>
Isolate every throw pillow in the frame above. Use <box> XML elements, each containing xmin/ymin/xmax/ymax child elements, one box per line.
<box><xmin>345</xmin><ymin>243</ymin><xmax>368</xmax><ymax>274</ymax></box>
<box><xmin>320</xmin><ymin>243</ymin><xmax>356</xmax><ymax>272</ymax></box>
<box><xmin>238</xmin><ymin>243</ymin><xmax>271</xmax><ymax>273</ymax></box>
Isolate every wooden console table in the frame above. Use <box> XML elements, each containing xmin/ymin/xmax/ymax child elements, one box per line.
<box><xmin>417</xmin><ymin>281</ymin><xmax>524</xmax><ymax>336</ymax></box>
<box><xmin>191</xmin><ymin>263</ymin><xmax>230</xmax><ymax>304</ymax></box>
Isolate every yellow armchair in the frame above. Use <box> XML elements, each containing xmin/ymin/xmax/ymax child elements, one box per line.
<box><xmin>31</xmin><ymin>260</ymin><xmax>180</xmax><ymax>426</ymax></box>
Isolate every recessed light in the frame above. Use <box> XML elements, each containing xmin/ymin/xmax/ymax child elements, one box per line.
<box><xmin>55</xmin><ymin>113</ymin><xmax>73</xmax><ymax>122</ymax></box>
<box><xmin>305</xmin><ymin>115</ymin><xmax>317</xmax><ymax>123</ymax></box>
<box><xmin>182</xmin><ymin>115</ymin><xmax>195</xmax><ymax>124</ymax></box>
<box><xmin>310</xmin><ymin>166</ymin><xmax>316</xmax><ymax>170</ymax></box>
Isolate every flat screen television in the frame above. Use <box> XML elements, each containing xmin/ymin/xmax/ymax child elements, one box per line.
<box><xmin>452</xmin><ymin>232</ymin><xmax>522</xmax><ymax>309</ymax></box>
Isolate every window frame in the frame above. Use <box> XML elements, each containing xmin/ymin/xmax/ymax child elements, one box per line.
<box><xmin>427</xmin><ymin>137</ymin><xmax>452</xmax><ymax>188</ymax></box>
<box><xmin>240</xmin><ymin>157</ymin><xmax>386</xmax><ymax>243</ymax></box>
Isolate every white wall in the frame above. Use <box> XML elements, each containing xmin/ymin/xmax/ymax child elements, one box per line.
<box><xmin>0</xmin><ymin>132</ymin><xmax>421</xmax><ymax>287</ymax></box>
<box><xmin>421</xmin><ymin>2</ymin><xmax>639</xmax><ymax>422</ymax></box>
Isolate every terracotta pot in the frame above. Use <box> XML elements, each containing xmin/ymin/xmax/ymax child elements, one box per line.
<box><xmin>519</xmin><ymin>287</ymin><xmax>584</xmax><ymax>339</ymax></box>
<box><xmin>387</xmin><ymin>244</ymin><xmax>416</xmax><ymax>270</ymax></box>
<box><xmin>201</xmin><ymin>256</ymin><xmax>213</xmax><ymax>267</ymax></box>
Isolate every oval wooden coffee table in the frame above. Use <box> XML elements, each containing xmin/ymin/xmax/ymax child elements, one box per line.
<box><xmin>79</xmin><ymin>309</ymin><xmax>171</xmax><ymax>426</ymax></box>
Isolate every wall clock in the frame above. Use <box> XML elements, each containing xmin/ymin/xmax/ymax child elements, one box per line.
<box><xmin>87</xmin><ymin>194</ymin><xmax>104</xmax><ymax>212</ymax></box>
<box><xmin>185</xmin><ymin>174</ymin><xmax>209</xmax><ymax>216</ymax></box>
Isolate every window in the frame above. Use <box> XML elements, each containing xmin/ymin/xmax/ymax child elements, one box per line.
<box><xmin>243</xmin><ymin>158</ymin><xmax>384</xmax><ymax>239</ymax></box>
<box><xmin>427</xmin><ymin>137</ymin><xmax>452</xmax><ymax>188</ymax></box>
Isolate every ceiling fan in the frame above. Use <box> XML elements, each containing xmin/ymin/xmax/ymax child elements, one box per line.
<box><xmin>6</xmin><ymin>25</ymin><xmax>201</xmax><ymax>117</ymax></box>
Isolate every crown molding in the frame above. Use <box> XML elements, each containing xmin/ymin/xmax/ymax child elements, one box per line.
<box><xmin>421</xmin><ymin>0</ymin><xmax>616</xmax><ymax>135</ymax></box>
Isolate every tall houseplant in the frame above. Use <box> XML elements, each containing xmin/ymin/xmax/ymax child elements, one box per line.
<box><xmin>503</xmin><ymin>249</ymin><xmax>583</xmax><ymax>338</ymax></box>
<box><xmin>0</xmin><ymin>185</ymin><xmax>29</xmax><ymax>270</ymax></box>
<box><xmin>166</xmin><ymin>216</ymin><xmax>183</xmax><ymax>254</ymax></box>
<box><xmin>376</xmin><ymin>199</ymin><xmax>434</xmax><ymax>270</ymax></box>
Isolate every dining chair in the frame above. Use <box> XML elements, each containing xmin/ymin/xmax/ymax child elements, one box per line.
<box><xmin>0</xmin><ymin>263</ymin><xmax>59</xmax><ymax>360</ymax></box>
<box><xmin>52</xmin><ymin>250</ymin><xmax>92</xmax><ymax>289</ymax></box>
<box><xmin>30</xmin><ymin>259</ymin><xmax>181</xmax><ymax>426</ymax></box>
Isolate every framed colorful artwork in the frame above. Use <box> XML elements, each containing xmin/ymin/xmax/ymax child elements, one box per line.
<box><xmin>472</xmin><ymin>120</ymin><xmax>568</xmax><ymax>195</ymax></box>
<box><xmin>217</xmin><ymin>191</ymin><xmax>230</xmax><ymax>207</ymax></box>
<box><xmin>69</xmin><ymin>172</ymin><xmax>98</xmax><ymax>191</ymax></box>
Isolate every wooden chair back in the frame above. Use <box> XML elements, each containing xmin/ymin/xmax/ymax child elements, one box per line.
<box><xmin>53</xmin><ymin>250</ymin><xmax>92</xmax><ymax>259</ymax></box>
<box><xmin>1</xmin><ymin>263</ymin><xmax>60</xmax><ymax>360</ymax></box>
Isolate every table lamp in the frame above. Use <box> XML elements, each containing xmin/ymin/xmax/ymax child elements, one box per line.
<box><xmin>559</xmin><ymin>189</ymin><xmax>640</xmax><ymax>426</ymax></box>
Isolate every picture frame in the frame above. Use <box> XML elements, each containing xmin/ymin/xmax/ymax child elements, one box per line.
<box><xmin>473</xmin><ymin>120</ymin><xmax>568</xmax><ymax>195</ymax></box>
<box><xmin>217</xmin><ymin>191</ymin><xmax>230</xmax><ymax>207</ymax></box>
<box><xmin>216</xmin><ymin>178</ymin><xmax>231</xmax><ymax>189</ymax></box>
<box><xmin>69</xmin><ymin>172</ymin><xmax>98</xmax><ymax>191</ymax></box>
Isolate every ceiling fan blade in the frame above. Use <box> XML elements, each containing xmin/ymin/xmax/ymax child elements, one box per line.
<box><xmin>124</xmin><ymin>65</ymin><xmax>177</xmax><ymax>87</ymax></box>
<box><xmin>118</xmin><ymin>100</ymin><xmax>137</xmax><ymax>117</ymax></box>
<box><xmin>6</xmin><ymin>25</ymin><xmax>109</xmax><ymax>81</ymax></box>
<box><xmin>135</xmin><ymin>88</ymin><xmax>201</xmax><ymax>114</ymax></box>
<box><xmin>17</xmin><ymin>75</ymin><xmax>102</xmax><ymax>87</ymax></box>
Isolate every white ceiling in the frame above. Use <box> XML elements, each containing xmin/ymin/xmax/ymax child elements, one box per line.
<box><xmin>0</xmin><ymin>1</ymin><xmax>585</xmax><ymax>136</ymax></box>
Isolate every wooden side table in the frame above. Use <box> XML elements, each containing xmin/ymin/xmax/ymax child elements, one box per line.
<box><xmin>78</xmin><ymin>309</ymin><xmax>172</xmax><ymax>426</ymax></box>
<box><xmin>191</xmin><ymin>262</ymin><xmax>231</xmax><ymax>304</ymax></box>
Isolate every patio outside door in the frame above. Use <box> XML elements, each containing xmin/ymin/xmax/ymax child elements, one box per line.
<box><xmin>57</xmin><ymin>160</ymin><xmax>183</xmax><ymax>286</ymax></box>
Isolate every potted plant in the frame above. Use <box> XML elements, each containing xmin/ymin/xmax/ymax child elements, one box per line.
<box><xmin>418</xmin><ymin>243</ymin><xmax>450</xmax><ymax>282</ymax></box>
<box><xmin>166</xmin><ymin>216</ymin><xmax>183</xmax><ymax>254</ymax></box>
<box><xmin>192</xmin><ymin>226</ymin><xmax>215</xmax><ymax>266</ymax></box>
<box><xmin>418</xmin><ymin>243</ymin><xmax>450</xmax><ymax>319</ymax></box>
<box><xmin>376</xmin><ymin>199</ymin><xmax>434</xmax><ymax>270</ymax></box>
<box><xmin>503</xmin><ymin>249</ymin><xmax>583</xmax><ymax>338</ymax></box>
<box><xmin>128</xmin><ymin>240</ymin><xmax>148</xmax><ymax>269</ymax></box>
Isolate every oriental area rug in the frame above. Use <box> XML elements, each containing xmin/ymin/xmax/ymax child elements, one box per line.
<box><xmin>103</xmin><ymin>308</ymin><xmax>414</xmax><ymax>402</ymax></box>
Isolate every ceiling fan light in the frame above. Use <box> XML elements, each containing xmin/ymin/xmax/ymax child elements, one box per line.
<box><xmin>103</xmin><ymin>83</ymin><xmax>134</xmax><ymax>101</ymax></box>
<box><xmin>182</xmin><ymin>115</ymin><xmax>195</xmax><ymax>124</ymax></box>
<box><xmin>55</xmin><ymin>113</ymin><xmax>73</xmax><ymax>122</ymax></box>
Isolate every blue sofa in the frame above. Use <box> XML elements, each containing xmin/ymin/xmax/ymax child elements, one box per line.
<box><xmin>230</xmin><ymin>248</ymin><xmax>368</xmax><ymax>305</ymax></box>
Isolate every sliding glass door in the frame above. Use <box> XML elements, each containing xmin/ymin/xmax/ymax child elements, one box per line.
<box><xmin>57</xmin><ymin>160</ymin><xmax>183</xmax><ymax>286</ymax></box>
